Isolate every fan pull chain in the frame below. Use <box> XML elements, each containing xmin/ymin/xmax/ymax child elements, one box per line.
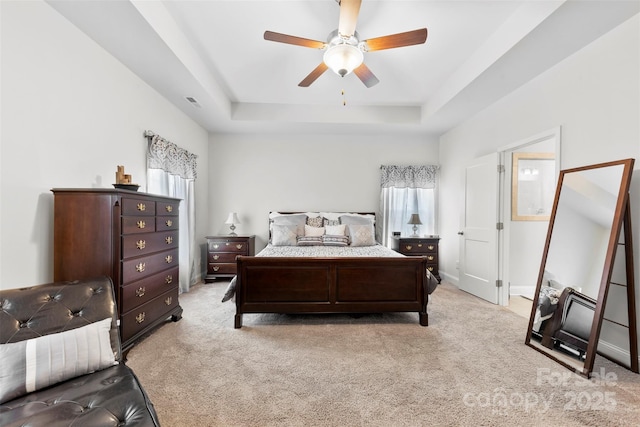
<box><xmin>341</xmin><ymin>89</ymin><xmax>346</xmax><ymax>106</ymax></box>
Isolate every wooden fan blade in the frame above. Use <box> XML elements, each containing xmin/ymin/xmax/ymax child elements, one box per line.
<box><xmin>264</xmin><ymin>31</ymin><xmax>325</xmax><ymax>49</ymax></box>
<box><xmin>338</xmin><ymin>0</ymin><xmax>362</xmax><ymax>37</ymax></box>
<box><xmin>299</xmin><ymin>62</ymin><xmax>329</xmax><ymax>87</ymax></box>
<box><xmin>353</xmin><ymin>63</ymin><xmax>379</xmax><ymax>88</ymax></box>
<box><xmin>363</xmin><ymin>28</ymin><xmax>428</xmax><ymax>52</ymax></box>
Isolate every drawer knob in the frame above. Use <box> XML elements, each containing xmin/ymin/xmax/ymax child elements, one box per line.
<box><xmin>165</xmin><ymin>255</ymin><xmax>173</xmax><ymax>263</ymax></box>
<box><xmin>136</xmin><ymin>240</ymin><xmax>146</xmax><ymax>250</ymax></box>
<box><xmin>417</xmin><ymin>243</ymin><xmax>423</xmax><ymax>248</ymax></box>
<box><xmin>136</xmin><ymin>220</ymin><xmax>146</xmax><ymax>229</ymax></box>
<box><xmin>165</xmin><ymin>205</ymin><xmax>173</xmax><ymax>213</ymax></box>
<box><xmin>135</xmin><ymin>286</ymin><xmax>146</xmax><ymax>297</ymax></box>
<box><xmin>213</xmin><ymin>255</ymin><xmax>219</xmax><ymax>260</ymax></box>
<box><xmin>166</xmin><ymin>219</ymin><xmax>173</xmax><ymax>227</ymax></box>
<box><xmin>136</xmin><ymin>262</ymin><xmax>146</xmax><ymax>273</ymax></box>
<box><xmin>165</xmin><ymin>275</ymin><xmax>173</xmax><ymax>284</ymax></box>
<box><xmin>136</xmin><ymin>312</ymin><xmax>146</xmax><ymax>324</ymax></box>
<box><xmin>236</xmin><ymin>244</ymin><xmax>244</xmax><ymax>250</ymax></box>
<box><xmin>428</xmin><ymin>266</ymin><xmax>434</xmax><ymax>271</ymax></box>
<box><xmin>165</xmin><ymin>296</ymin><xmax>173</xmax><ymax>306</ymax></box>
<box><xmin>137</xmin><ymin>203</ymin><xmax>146</xmax><ymax>211</ymax></box>
<box><xmin>428</xmin><ymin>245</ymin><xmax>435</xmax><ymax>250</ymax></box>
<box><xmin>405</xmin><ymin>245</ymin><xmax>412</xmax><ymax>251</ymax></box>
<box><xmin>213</xmin><ymin>266</ymin><xmax>220</xmax><ymax>272</ymax></box>
<box><xmin>165</xmin><ymin>236</ymin><xmax>173</xmax><ymax>244</ymax></box>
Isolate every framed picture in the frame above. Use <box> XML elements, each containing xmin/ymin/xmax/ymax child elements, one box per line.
<box><xmin>512</xmin><ymin>152</ymin><xmax>555</xmax><ymax>221</ymax></box>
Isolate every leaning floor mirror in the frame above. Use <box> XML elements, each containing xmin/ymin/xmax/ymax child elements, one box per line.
<box><xmin>525</xmin><ymin>158</ymin><xmax>638</xmax><ymax>377</ymax></box>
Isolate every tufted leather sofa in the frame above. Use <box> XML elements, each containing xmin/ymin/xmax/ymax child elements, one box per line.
<box><xmin>0</xmin><ymin>276</ymin><xmax>161</xmax><ymax>427</ymax></box>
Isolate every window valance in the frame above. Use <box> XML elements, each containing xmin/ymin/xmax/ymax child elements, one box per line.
<box><xmin>380</xmin><ymin>165</ymin><xmax>439</xmax><ymax>189</ymax></box>
<box><xmin>145</xmin><ymin>130</ymin><xmax>197</xmax><ymax>180</ymax></box>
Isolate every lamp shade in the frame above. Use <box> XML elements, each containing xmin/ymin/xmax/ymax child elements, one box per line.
<box><xmin>407</xmin><ymin>214</ymin><xmax>422</xmax><ymax>225</ymax></box>
<box><xmin>323</xmin><ymin>44</ymin><xmax>363</xmax><ymax>77</ymax></box>
<box><xmin>225</xmin><ymin>212</ymin><xmax>241</xmax><ymax>225</ymax></box>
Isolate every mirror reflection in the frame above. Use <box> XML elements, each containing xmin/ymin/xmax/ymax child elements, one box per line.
<box><xmin>526</xmin><ymin>159</ymin><xmax>636</xmax><ymax>376</ymax></box>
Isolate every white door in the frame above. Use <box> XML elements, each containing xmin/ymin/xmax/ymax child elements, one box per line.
<box><xmin>459</xmin><ymin>152</ymin><xmax>501</xmax><ymax>304</ymax></box>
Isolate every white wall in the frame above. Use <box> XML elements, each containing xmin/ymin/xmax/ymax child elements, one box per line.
<box><xmin>439</xmin><ymin>15</ymin><xmax>639</xmax><ymax>357</ymax></box>
<box><xmin>208</xmin><ymin>133</ymin><xmax>439</xmax><ymax>252</ymax></box>
<box><xmin>0</xmin><ymin>1</ymin><xmax>209</xmax><ymax>289</ymax></box>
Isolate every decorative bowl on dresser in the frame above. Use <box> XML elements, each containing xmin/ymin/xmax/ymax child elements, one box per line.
<box><xmin>391</xmin><ymin>236</ymin><xmax>441</xmax><ymax>283</ymax></box>
<box><xmin>205</xmin><ymin>235</ymin><xmax>255</xmax><ymax>282</ymax></box>
<box><xmin>52</xmin><ymin>188</ymin><xmax>183</xmax><ymax>352</ymax></box>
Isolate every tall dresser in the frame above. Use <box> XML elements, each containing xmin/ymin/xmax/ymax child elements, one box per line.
<box><xmin>52</xmin><ymin>188</ymin><xmax>183</xmax><ymax>351</ymax></box>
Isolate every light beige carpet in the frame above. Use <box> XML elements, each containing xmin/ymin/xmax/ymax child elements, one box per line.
<box><xmin>126</xmin><ymin>281</ymin><xmax>640</xmax><ymax>427</ymax></box>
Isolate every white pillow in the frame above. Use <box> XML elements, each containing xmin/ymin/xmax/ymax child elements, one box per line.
<box><xmin>305</xmin><ymin>224</ymin><xmax>325</xmax><ymax>236</ymax></box>
<box><xmin>348</xmin><ymin>224</ymin><xmax>376</xmax><ymax>246</ymax></box>
<box><xmin>271</xmin><ymin>224</ymin><xmax>298</xmax><ymax>246</ymax></box>
<box><xmin>325</xmin><ymin>224</ymin><xmax>346</xmax><ymax>236</ymax></box>
<box><xmin>0</xmin><ymin>318</ymin><xmax>117</xmax><ymax>404</ymax></box>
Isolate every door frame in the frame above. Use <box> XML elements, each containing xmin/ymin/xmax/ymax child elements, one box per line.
<box><xmin>497</xmin><ymin>126</ymin><xmax>562</xmax><ymax>306</ymax></box>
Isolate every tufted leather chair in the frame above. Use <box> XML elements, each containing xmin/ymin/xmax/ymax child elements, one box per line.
<box><xmin>0</xmin><ymin>277</ymin><xmax>161</xmax><ymax>427</ymax></box>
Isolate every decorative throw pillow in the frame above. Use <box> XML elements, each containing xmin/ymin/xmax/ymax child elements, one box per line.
<box><xmin>304</xmin><ymin>224</ymin><xmax>325</xmax><ymax>236</ymax></box>
<box><xmin>297</xmin><ymin>236</ymin><xmax>324</xmax><ymax>246</ymax></box>
<box><xmin>306</xmin><ymin>216</ymin><xmax>324</xmax><ymax>228</ymax></box>
<box><xmin>323</xmin><ymin>218</ymin><xmax>340</xmax><ymax>227</ymax></box>
<box><xmin>0</xmin><ymin>317</ymin><xmax>117</xmax><ymax>404</ymax></box>
<box><xmin>322</xmin><ymin>235</ymin><xmax>349</xmax><ymax>247</ymax></box>
<box><xmin>348</xmin><ymin>224</ymin><xmax>376</xmax><ymax>246</ymax></box>
<box><xmin>271</xmin><ymin>224</ymin><xmax>298</xmax><ymax>246</ymax></box>
<box><xmin>325</xmin><ymin>224</ymin><xmax>346</xmax><ymax>236</ymax></box>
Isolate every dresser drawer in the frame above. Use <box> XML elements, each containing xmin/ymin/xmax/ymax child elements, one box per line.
<box><xmin>157</xmin><ymin>201</ymin><xmax>179</xmax><ymax>216</ymax></box>
<box><xmin>400</xmin><ymin>242</ymin><xmax>437</xmax><ymax>255</ymax></box>
<box><xmin>157</xmin><ymin>216</ymin><xmax>179</xmax><ymax>231</ymax></box>
<box><xmin>122</xmin><ymin>216</ymin><xmax>156</xmax><ymax>234</ymax></box>
<box><xmin>122</xmin><ymin>231</ymin><xmax>179</xmax><ymax>259</ymax></box>
<box><xmin>120</xmin><ymin>267</ymin><xmax>179</xmax><ymax>312</ymax></box>
<box><xmin>120</xmin><ymin>287</ymin><xmax>179</xmax><ymax>343</ymax></box>
<box><xmin>208</xmin><ymin>240</ymin><xmax>250</xmax><ymax>253</ymax></box>
<box><xmin>122</xmin><ymin>248</ymin><xmax>179</xmax><ymax>283</ymax></box>
<box><xmin>208</xmin><ymin>252</ymin><xmax>239</xmax><ymax>263</ymax></box>
<box><xmin>208</xmin><ymin>263</ymin><xmax>237</xmax><ymax>275</ymax></box>
<box><xmin>121</xmin><ymin>198</ymin><xmax>156</xmax><ymax>216</ymax></box>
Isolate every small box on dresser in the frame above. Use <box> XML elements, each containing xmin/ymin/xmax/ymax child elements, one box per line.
<box><xmin>52</xmin><ymin>188</ymin><xmax>183</xmax><ymax>352</ymax></box>
<box><xmin>391</xmin><ymin>236</ymin><xmax>441</xmax><ymax>283</ymax></box>
<box><xmin>205</xmin><ymin>235</ymin><xmax>255</xmax><ymax>282</ymax></box>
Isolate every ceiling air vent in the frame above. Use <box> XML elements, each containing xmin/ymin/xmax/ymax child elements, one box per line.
<box><xmin>185</xmin><ymin>96</ymin><xmax>201</xmax><ymax>108</ymax></box>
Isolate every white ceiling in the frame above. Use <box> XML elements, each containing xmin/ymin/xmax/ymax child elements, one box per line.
<box><xmin>46</xmin><ymin>0</ymin><xmax>639</xmax><ymax>137</ymax></box>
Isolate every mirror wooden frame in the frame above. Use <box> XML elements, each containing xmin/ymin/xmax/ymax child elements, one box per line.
<box><xmin>525</xmin><ymin>158</ymin><xmax>638</xmax><ymax>377</ymax></box>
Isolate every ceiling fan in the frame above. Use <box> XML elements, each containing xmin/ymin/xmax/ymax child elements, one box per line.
<box><xmin>264</xmin><ymin>0</ymin><xmax>427</xmax><ymax>88</ymax></box>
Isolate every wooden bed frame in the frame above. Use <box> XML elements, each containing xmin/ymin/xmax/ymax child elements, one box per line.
<box><xmin>234</xmin><ymin>255</ymin><xmax>437</xmax><ymax>328</ymax></box>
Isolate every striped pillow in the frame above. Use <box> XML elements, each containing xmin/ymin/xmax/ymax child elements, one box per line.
<box><xmin>0</xmin><ymin>318</ymin><xmax>116</xmax><ymax>404</ymax></box>
<box><xmin>322</xmin><ymin>235</ymin><xmax>349</xmax><ymax>247</ymax></box>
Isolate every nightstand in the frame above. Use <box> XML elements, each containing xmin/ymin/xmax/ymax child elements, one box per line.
<box><xmin>205</xmin><ymin>235</ymin><xmax>255</xmax><ymax>282</ymax></box>
<box><xmin>391</xmin><ymin>236</ymin><xmax>441</xmax><ymax>283</ymax></box>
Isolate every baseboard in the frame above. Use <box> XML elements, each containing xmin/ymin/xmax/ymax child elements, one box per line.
<box><xmin>441</xmin><ymin>270</ymin><xmax>458</xmax><ymax>286</ymax></box>
<box><xmin>597</xmin><ymin>339</ymin><xmax>639</xmax><ymax>371</ymax></box>
<box><xmin>510</xmin><ymin>285</ymin><xmax>536</xmax><ymax>298</ymax></box>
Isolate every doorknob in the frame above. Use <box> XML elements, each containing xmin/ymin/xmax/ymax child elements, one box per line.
<box><xmin>457</xmin><ymin>231</ymin><xmax>464</xmax><ymax>235</ymax></box>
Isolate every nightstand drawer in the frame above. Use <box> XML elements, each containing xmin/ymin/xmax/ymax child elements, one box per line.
<box><xmin>208</xmin><ymin>252</ymin><xmax>239</xmax><ymax>263</ymax></box>
<box><xmin>208</xmin><ymin>240</ymin><xmax>250</xmax><ymax>253</ymax></box>
<box><xmin>208</xmin><ymin>263</ymin><xmax>237</xmax><ymax>275</ymax></box>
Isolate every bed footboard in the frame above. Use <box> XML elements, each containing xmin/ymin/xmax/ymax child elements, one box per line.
<box><xmin>234</xmin><ymin>256</ymin><xmax>432</xmax><ymax>328</ymax></box>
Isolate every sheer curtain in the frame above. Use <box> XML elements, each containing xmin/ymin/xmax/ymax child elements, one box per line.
<box><xmin>145</xmin><ymin>131</ymin><xmax>197</xmax><ymax>293</ymax></box>
<box><xmin>379</xmin><ymin>165</ymin><xmax>439</xmax><ymax>247</ymax></box>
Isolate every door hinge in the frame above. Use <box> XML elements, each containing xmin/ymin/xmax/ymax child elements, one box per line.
<box><xmin>496</xmin><ymin>222</ymin><xmax>503</xmax><ymax>230</ymax></box>
<box><xmin>497</xmin><ymin>164</ymin><xmax>505</xmax><ymax>173</ymax></box>
<box><xmin>496</xmin><ymin>279</ymin><xmax>503</xmax><ymax>288</ymax></box>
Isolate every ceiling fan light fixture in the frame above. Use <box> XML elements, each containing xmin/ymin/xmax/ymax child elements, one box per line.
<box><xmin>323</xmin><ymin>43</ymin><xmax>363</xmax><ymax>77</ymax></box>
